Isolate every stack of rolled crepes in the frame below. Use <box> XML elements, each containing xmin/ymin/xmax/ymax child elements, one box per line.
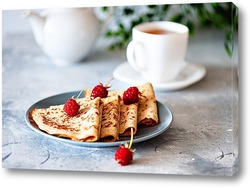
<box><xmin>29</xmin><ymin>83</ymin><xmax>158</xmax><ymax>142</ymax></box>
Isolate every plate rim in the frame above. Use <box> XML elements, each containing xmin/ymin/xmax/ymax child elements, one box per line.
<box><xmin>25</xmin><ymin>91</ymin><xmax>173</xmax><ymax>148</ymax></box>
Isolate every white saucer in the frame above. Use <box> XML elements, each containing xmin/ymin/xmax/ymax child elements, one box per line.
<box><xmin>113</xmin><ymin>61</ymin><xmax>206</xmax><ymax>91</ymax></box>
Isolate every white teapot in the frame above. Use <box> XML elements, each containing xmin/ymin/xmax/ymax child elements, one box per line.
<box><xmin>22</xmin><ymin>7</ymin><xmax>113</xmax><ymax>66</ymax></box>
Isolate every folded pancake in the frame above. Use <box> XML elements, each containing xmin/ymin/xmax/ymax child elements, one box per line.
<box><xmin>100</xmin><ymin>95</ymin><xmax>121</xmax><ymax>142</ymax></box>
<box><xmin>137</xmin><ymin>83</ymin><xmax>158</xmax><ymax>127</ymax></box>
<box><xmin>119</xmin><ymin>100</ymin><xmax>138</xmax><ymax>136</ymax></box>
<box><xmin>29</xmin><ymin>97</ymin><xmax>103</xmax><ymax>142</ymax></box>
<box><xmin>84</xmin><ymin>89</ymin><xmax>92</xmax><ymax>99</ymax></box>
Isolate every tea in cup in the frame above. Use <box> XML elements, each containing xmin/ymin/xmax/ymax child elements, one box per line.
<box><xmin>126</xmin><ymin>21</ymin><xmax>189</xmax><ymax>83</ymax></box>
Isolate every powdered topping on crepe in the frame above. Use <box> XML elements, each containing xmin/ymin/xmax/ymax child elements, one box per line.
<box><xmin>29</xmin><ymin>97</ymin><xmax>103</xmax><ymax>142</ymax></box>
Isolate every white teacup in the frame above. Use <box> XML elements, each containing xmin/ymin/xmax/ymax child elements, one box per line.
<box><xmin>126</xmin><ymin>21</ymin><xmax>189</xmax><ymax>83</ymax></box>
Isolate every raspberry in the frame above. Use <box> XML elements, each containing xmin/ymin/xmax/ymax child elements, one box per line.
<box><xmin>115</xmin><ymin>144</ymin><xmax>135</xmax><ymax>166</ymax></box>
<box><xmin>63</xmin><ymin>98</ymin><xmax>80</xmax><ymax>117</ymax></box>
<box><xmin>90</xmin><ymin>79</ymin><xmax>114</xmax><ymax>99</ymax></box>
<box><xmin>123</xmin><ymin>86</ymin><xmax>139</xmax><ymax>105</ymax></box>
<box><xmin>115</xmin><ymin>128</ymin><xmax>135</xmax><ymax>166</ymax></box>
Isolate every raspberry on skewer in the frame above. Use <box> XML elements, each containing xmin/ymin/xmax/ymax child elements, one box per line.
<box><xmin>90</xmin><ymin>78</ymin><xmax>114</xmax><ymax>99</ymax></box>
<box><xmin>115</xmin><ymin>128</ymin><xmax>135</xmax><ymax>166</ymax></box>
<box><xmin>122</xmin><ymin>86</ymin><xmax>140</xmax><ymax>105</ymax></box>
<box><xmin>63</xmin><ymin>84</ymin><xmax>86</xmax><ymax>117</ymax></box>
<box><xmin>63</xmin><ymin>98</ymin><xmax>80</xmax><ymax>117</ymax></box>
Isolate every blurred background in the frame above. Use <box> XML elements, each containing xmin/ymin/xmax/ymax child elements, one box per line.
<box><xmin>3</xmin><ymin>3</ymin><xmax>238</xmax><ymax>60</ymax></box>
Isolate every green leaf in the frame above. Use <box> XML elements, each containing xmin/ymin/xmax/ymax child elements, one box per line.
<box><xmin>224</xmin><ymin>31</ymin><xmax>234</xmax><ymax>57</ymax></box>
<box><xmin>101</xmin><ymin>7</ymin><xmax>108</xmax><ymax>12</ymax></box>
<box><xmin>185</xmin><ymin>21</ymin><xmax>195</xmax><ymax>35</ymax></box>
<box><xmin>148</xmin><ymin>5</ymin><xmax>157</xmax><ymax>9</ymax></box>
<box><xmin>170</xmin><ymin>13</ymin><xmax>183</xmax><ymax>23</ymax></box>
<box><xmin>162</xmin><ymin>5</ymin><xmax>169</xmax><ymax>12</ymax></box>
<box><xmin>146</xmin><ymin>13</ymin><xmax>154</xmax><ymax>19</ymax></box>
<box><xmin>123</xmin><ymin>8</ymin><xmax>134</xmax><ymax>15</ymax></box>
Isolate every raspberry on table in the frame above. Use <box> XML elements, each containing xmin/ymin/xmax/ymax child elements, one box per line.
<box><xmin>123</xmin><ymin>86</ymin><xmax>139</xmax><ymax>105</ymax></box>
<box><xmin>63</xmin><ymin>98</ymin><xmax>80</xmax><ymax>117</ymax></box>
<box><xmin>115</xmin><ymin>144</ymin><xmax>135</xmax><ymax>166</ymax></box>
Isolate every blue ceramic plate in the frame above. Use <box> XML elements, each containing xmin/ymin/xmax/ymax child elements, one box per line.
<box><xmin>25</xmin><ymin>91</ymin><xmax>173</xmax><ymax>148</ymax></box>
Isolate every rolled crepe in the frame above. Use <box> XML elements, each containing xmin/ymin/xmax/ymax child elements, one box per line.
<box><xmin>84</xmin><ymin>82</ymin><xmax>159</xmax><ymax>134</ymax></box>
<box><xmin>119</xmin><ymin>100</ymin><xmax>138</xmax><ymax>136</ymax></box>
<box><xmin>137</xmin><ymin>83</ymin><xmax>159</xmax><ymax>127</ymax></box>
<box><xmin>99</xmin><ymin>95</ymin><xmax>121</xmax><ymax>142</ymax></box>
<box><xmin>108</xmin><ymin>83</ymin><xmax>158</xmax><ymax>128</ymax></box>
<box><xmin>29</xmin><ymin>97</ymin><xmax>103</xmax><ymax>142</ymax></box>
<box><xmin>84</xmin><ymin>89</ymin><xmax>138</xmax><ymax>137</ymax></box>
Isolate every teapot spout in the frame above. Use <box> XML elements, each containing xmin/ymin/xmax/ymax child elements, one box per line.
<box><xmin>22</xmin><ymin>10</ymin><xmax>45</xmax><ymax>47</ymax></box>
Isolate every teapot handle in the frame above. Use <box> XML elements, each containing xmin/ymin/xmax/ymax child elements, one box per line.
<box><xmin>100</xmin><ymin>6</ymin><xmax>114</xmax><ymax>33</ymax></box>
